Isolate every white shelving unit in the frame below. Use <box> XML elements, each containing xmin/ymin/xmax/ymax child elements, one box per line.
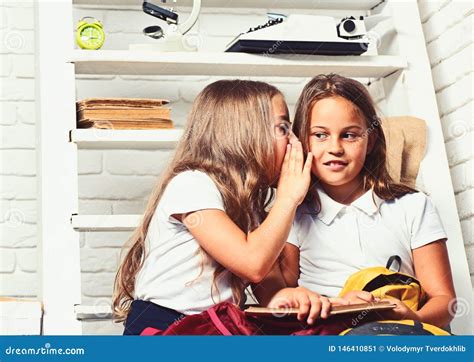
<box><xmin>36</xmin><ymin>0</ymin><xmax>473</xmax><ymax>335</ymax></box>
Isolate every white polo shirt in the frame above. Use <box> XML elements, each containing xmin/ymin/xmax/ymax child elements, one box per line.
<box><xmin>135</xmin><ymin>170</ymin><xmax>237</xmax><ymax>315</ymax></box>
<box><xmin>287</xmin><ymin>187</ymin><xmax>447</xmax><ymax>298</ymax></box>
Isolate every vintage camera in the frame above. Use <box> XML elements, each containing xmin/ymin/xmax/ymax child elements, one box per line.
<box><xmin>143</xmin><ymin>1</ymin><xmax>178</xmax><ymax>24</ymax></box>
<box><xmin>337</xmin><ymin>16</ymin><xmax>366</xmax><ymax>40</ymax></box>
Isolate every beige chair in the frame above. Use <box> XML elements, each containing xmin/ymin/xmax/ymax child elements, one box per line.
<box><xmin>382</xmin><ymin>116</ymin><xmax>427</xmax><ymax>188</ymax></box>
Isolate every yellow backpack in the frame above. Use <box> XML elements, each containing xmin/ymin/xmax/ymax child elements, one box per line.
<box><xmin>338</xmin><ymin>256</ymin><xmax>450</xmax><ymax>335</ymax></box>
<box><xmin>338</xmin><ymin>256</ymin><xmax>426</xmax><ymax>311</ymax></box>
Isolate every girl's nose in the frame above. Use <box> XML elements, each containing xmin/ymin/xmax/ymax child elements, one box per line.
<box><xmin>288</xmin><ymin>130</ymin><xmax>299</xmax><ymax>145</ymax></box>
<box><xmin>328</xmin><ymin>138</ymin><xmax>344</xmax><ymax>156</ymax></box>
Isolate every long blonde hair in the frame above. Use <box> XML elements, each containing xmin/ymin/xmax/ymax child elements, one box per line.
<box><xmin>113</xmin><ymin>80</ymin><xmax>283</xmax><ymax>321</ymax></box>
<box><xmin>293</xmin><ymin>74</ymin><xmax>417</xmax><ymax>211</ymax></box>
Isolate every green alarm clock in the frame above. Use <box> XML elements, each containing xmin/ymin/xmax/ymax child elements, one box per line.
<box><xmin>76</xmin><ymin>17</ymin><xmax>105</xmax><ymax>50</ymax></box>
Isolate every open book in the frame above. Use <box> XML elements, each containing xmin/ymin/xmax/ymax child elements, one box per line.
<box><xmin>244</xmin><ymin>301</ymin><xmax>396</xmax><ymax>318</ymax></box>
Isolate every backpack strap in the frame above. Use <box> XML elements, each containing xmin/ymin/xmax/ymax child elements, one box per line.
<box><xmin>208</xmin><ymin>307</ymin><xmax>232</xmax><ymax>336</ymax></box>
<box><xmin>362</xmin><ymin>273</ymin><xmax>420</xmax><ymax>292</ymax></box>
<box><xmin>385</xmin><ymin>255</ymin><xmax>402</xmax><ymax>272</ymax></box>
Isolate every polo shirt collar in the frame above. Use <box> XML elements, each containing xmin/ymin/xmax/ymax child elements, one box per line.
<box><xmin>316</xmin><ymin>187</ymin><xmax>384</xmax><ymax>225</ymax></box>
<box><xmin>316</xmin><ymin>189</ymin><xmax>345</xmax><ymax>225</ymax></box>
<box><xmin>352</xmin><ymin>189</ymin><xmax>384</xmax><ymax>216</ymax></box>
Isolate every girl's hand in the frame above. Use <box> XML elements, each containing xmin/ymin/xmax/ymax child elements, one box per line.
<box><xmin>380</xmin><ymin>297</ymin><xmax>420</xmax><ymax>321</ymax></box>
<box><xmin>267</xmin><ymin>286</ymin><xmax>330</xmax><ymax>325</ymax></box>
<box><xmin>328</xmin><ymin>297</ymin><xmax>351</xmax><ymax>306</ymax></box>
<box><xmin>276</xmin><ymin>141</ymin><xmax>313</xmax><ymax>207</ymax></box>
<box><xmin>340</xmin><ymin>291</ymin><xmax>379</xmax><ymax>305</ymax></box>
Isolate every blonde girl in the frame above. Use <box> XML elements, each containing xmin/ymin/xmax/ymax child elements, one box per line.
<box><xmin>113</xmin><ymin>80</ymin><xmax>327</xmax><ymax>335</ymax></box>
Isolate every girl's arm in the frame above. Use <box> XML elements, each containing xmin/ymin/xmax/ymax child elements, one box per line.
<box><xmin>175</xmin><ymin>142</ymin><xmax>313</xmax><ymax>283</ymax></box>
<box><xmin>280</xmin><ymin>243</ymin><xmax>300</xmax><ymax>287</ymax></box>
<box><xmin>383</xmin><ymin>239</ymin><xmax>456</xmax><ymax>328</ymax></box>
<box><xmin>412</xmin><ymin>239</ymin><xmax>456</xmax><ymax>327</ymax></box>
<box><xmin>250</xmin><ymin>230</ymin><xmax>299</xmax><ymax>304</ymax></box>
<box><xmin>251</xmin><ymin>261</ymin><xmax>288</xmax><ymax>307</ymax></box>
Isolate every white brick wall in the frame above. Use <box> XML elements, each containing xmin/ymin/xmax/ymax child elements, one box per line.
<box><xmin>418</xmin><ymin>0</ymin><xmax>474</xmax><ymax>281</ymax></box>
<box><xmin>1</xmin><ymin>1</ymin><xmax>472</xmax><ymax>335</ymax></box>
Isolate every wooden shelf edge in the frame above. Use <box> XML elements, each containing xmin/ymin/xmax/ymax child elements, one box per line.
<box><xmin>75</xmin><ymin>304</ymin><xmax>113</xmax><ymax>320</ymax></box>
<box><xmin>71</xmin><ymin>128</ymin><xmax>184</xmax><ymax>149</ymax></box>
<box><xmin>69</xmin><ymin>51</ymin><xmax>407</xmax><ymax>78</ymax></box>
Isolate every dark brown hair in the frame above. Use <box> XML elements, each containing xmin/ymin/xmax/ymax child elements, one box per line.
<box><xmin>293</xmin><ymin>73</ymin><xmax>416</xmax><ymax>211</ymax></box>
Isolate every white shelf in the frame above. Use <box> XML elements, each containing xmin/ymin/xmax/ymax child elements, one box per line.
<box><xmin>74</xmin><ymin>304</ymin><xmax>112</xmax><ymax>320</ymax></box>
<box><xmin>71</xmin><ymin>214</ymin><xmax>140</xmax><ymax>231</ymax></box>
<box><xmin>73</xmin><ymin>0</ymin><xmax>383</xmax><ymax>10</ymax></box>
<box><xmin>71</xmin><ymin>128</ymin><xmax>183</xmax><ymax>149</ymax></box>
<box><xmin>70</xmin><ymin>50</ymin><xmax>407</xmax><ymax>78</ymax></box>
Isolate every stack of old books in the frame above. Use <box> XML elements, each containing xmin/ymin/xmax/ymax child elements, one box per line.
<box><xmin>76</xmin><ymin>98</ymin><xmax>173</xmax><ymax>130</ymax></box>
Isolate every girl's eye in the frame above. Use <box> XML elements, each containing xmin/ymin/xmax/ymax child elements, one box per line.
<box><xmin>343</xmin><ymin>133</ymin><xmax>359</xmax><ymax>140</ymax></box>
<box><xmin>275</xmin><ymin>122</ymin><xmax>290</xmax><ymax>137</ymax></box>
<box><xmin>313</xmin><ymin>132</ymin><xmax>328</xmax><ymax>140</ymax></box>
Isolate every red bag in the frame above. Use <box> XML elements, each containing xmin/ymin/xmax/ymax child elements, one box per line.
<box><xmin>140</xmin><ymin>302</ymin><xmax>358</xmax><ymax>336</ymax></box>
